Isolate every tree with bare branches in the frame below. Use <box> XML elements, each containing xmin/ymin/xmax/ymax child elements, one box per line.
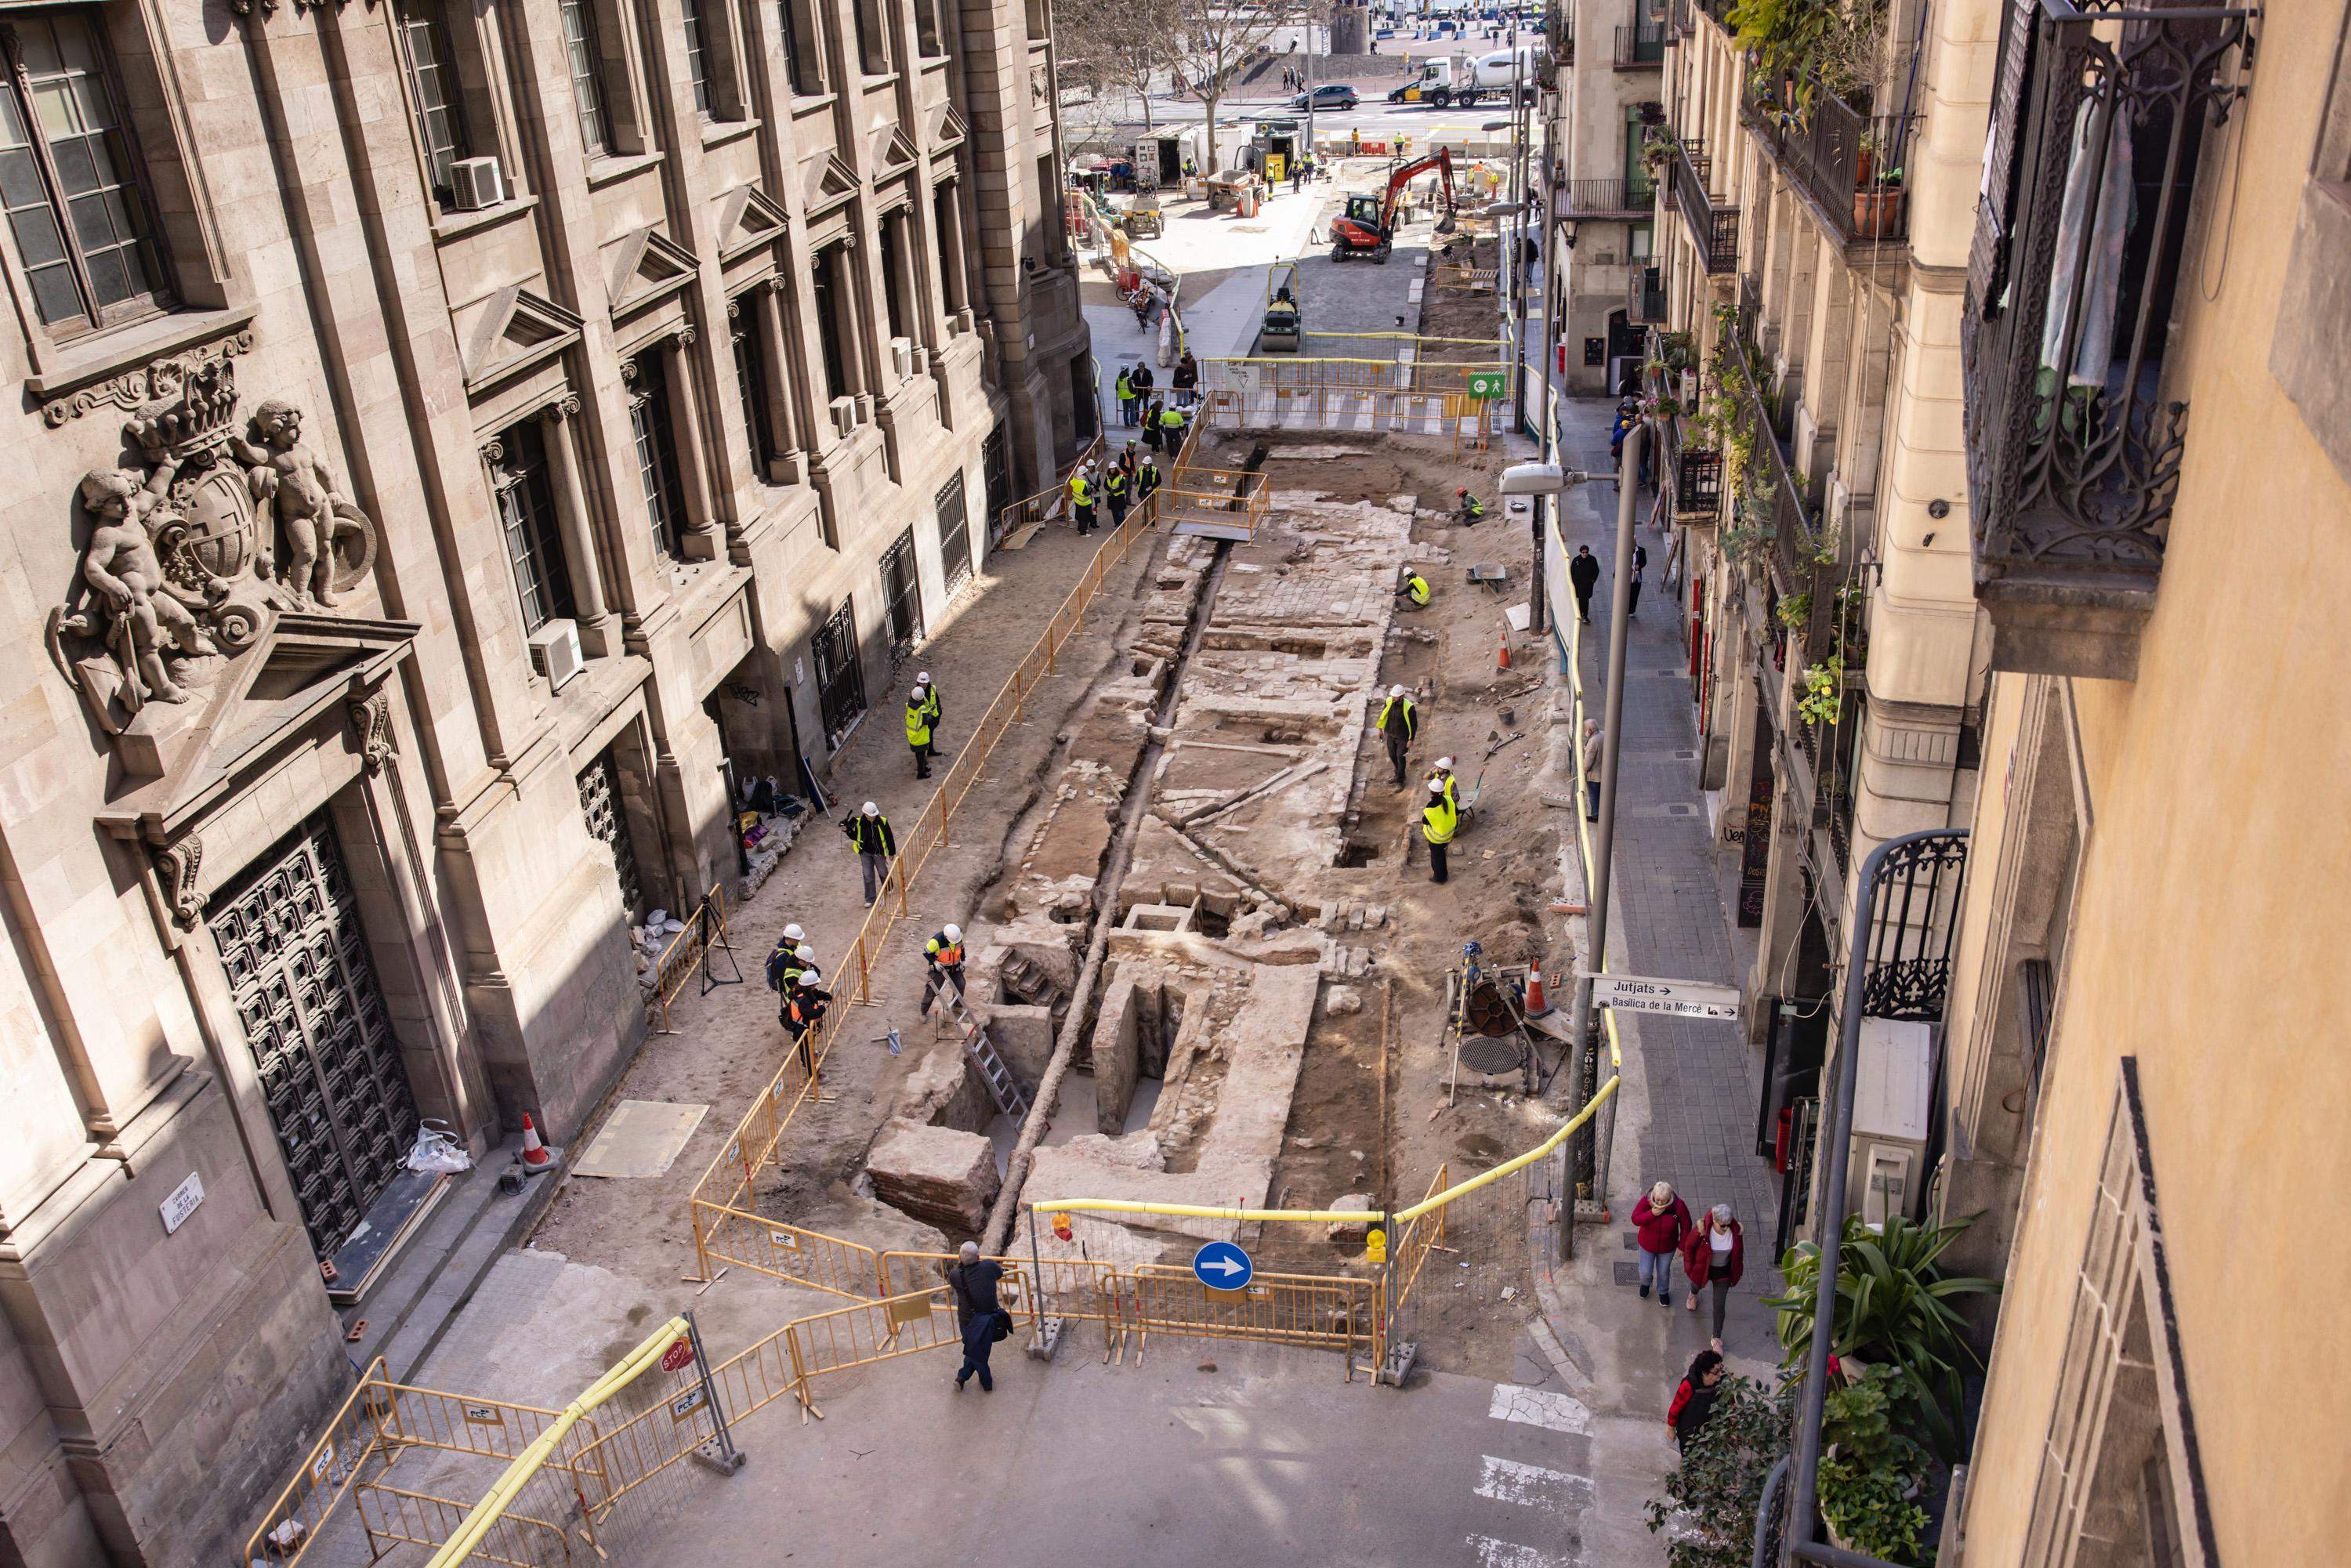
<box><xmin>1058</xmin><ymin>0</ymin><xmax>1180</xmax><ymax>133</ymax></box>
<box><xmin>1165</xmin><ymin>0</ymin><xmax>1320</xmax><ymax>174</ymax></box>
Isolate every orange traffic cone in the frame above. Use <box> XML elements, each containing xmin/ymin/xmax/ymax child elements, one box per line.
<box><xmin>1496</xmin><ymin>632</ymin><xmax>1513</xmax><ymax>672</ymax></box>
<box><xmin>1523</xmin><ymin>967</ymin><xmax>1552</xmax><ymax>1018</ymax></box>
<box><xmin>520</xmin><ymin>1113</ymin><xmax>551</xmax><ymax>1168</ymax></box>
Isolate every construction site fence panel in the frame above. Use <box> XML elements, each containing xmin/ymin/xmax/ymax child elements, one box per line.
<box><xmin>1118</xmin><ymin>1264</ymin><xmax>1378</xmax><ymax>1371</ymax></box>
<box><xmin>1197</xmin><ymin>386</ymin><xmax>1493</xmax><ymax>447</ymax></box>
<box><xmin>351</xmin><ymin>1485</ymin><xmax>574</xmax><ymax>1568</ymax></box>
<box><xmin>1199</xmin><ymin>357</ymin><xmax>1506</xmax><ymax>398</ymax></box>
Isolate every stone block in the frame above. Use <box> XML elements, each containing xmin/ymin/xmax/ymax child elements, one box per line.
<box><xmin>1328</xmin><ymin>1196</ymin><xmax>1375</xmax><ymax>1246</ymax></box>
<box><xmin>866</xmin><ymin>1120</ymin><xmax>1002</xmax><ymax>1236</ymax></box>
<box><xmin>1092</xmin><ymin>975</ymin><xmax>1143</xmax><ymax>1133</ymax></box>
<box><xmin>984</xmin><ymin>1001</ymin><xmax>1056</xmax><ymax>1084</ymax></box>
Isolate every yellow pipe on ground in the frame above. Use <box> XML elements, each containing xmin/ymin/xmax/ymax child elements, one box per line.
<box><xmin>424</xmin><ymin>1315</ymin><xmax>691</xmax><ymax>1567</ymax></box>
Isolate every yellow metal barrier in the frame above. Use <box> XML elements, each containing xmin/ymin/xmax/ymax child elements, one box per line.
<box><xmin>648</xmin><ymin>885</ymin><xmax>732</xmax><ymax>1034</ymax></box>
<box><xmin>993</xmin><ymin>431</ymin><xmax>1105</xmax><ymax>542</ymax></box>
<box><xmin>1116</xmin><ymin>1263</ymin><xmax>1378</xmax><ymax>1372</ymax></box>
<box><xmin>778</xmin><ymin>1287</ymin><xmax>969</xmax><ymax>1421</ymax></box>
<box><xmin>351</xmin><ymin>1486</ymin><xmax>573</xmax><ymax>1568</ymax></box>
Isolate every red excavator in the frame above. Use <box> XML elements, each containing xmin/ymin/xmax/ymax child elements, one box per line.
<box><xmin>1330</xmin><ymin>149</ymin><xmax>1461</xmax><ymax>264</ymax></box>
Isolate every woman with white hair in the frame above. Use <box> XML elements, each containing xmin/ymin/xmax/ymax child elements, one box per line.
<box><xmin>1630</xmin><ymin>1180</ymin><xmax>1692</xmax><ymax>1307</ymax></box>
<box><xmin>1679</xmin><ymin>1203</ymin><xmax>1746</xmax><ymax>1340</ymax></box>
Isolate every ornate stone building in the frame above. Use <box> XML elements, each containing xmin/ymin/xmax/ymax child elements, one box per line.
<box><xmin>0</xmin><ymin>0</ymin><xmax>1086</xmax><ymax>1560</ymax></box>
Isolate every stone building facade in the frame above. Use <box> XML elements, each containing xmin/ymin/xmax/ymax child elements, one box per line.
<box><xmin>0</xmin><ymin>0</ymin><xmax>1086</xmax><ymax>1561</ymax></box>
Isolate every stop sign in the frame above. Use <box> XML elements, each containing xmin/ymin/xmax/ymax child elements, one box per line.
<box><xmin>660</xmin><ymin>1338</ymin><xmax>694</xmax><ymax>1374</ymax></box>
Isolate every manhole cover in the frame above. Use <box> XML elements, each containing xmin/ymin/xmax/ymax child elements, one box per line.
<box><xmin>1458</xmin><ymin>1035</ymin><xmax>1522</xmax><ymax>1075</ymax></box>
<box><xmin>1614</xmin><ymin>1262</ymin><xmax>1639</xmax><ymax>1287</ymax></box>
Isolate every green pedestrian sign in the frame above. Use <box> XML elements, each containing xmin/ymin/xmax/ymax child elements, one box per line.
<box><xmin>1464</xmin><ymin>371</ymin><xmax>1507</xmax><ymax>400</ymax></box>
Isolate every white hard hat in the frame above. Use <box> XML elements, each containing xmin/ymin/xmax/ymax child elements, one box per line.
<box><xmin>1389</xmin><ymin>684</ymin><xmax>1406</xmax><ymax>698</ymax></box>
<box><xmin>944</xmin><ymin>922</ymin><xmax>962</xmax><ymax>942</ymax></box>
<box><xmin>918</xmin><ymin>672</ymin><xmax>932</xmax><ymax>684</ymax></box>
<box><xmin>1436</xmin><ymin>755</ymin><xmax>1454</xmax><ymax>770</ymax></box>
<box><xmin>862</xmin><ymin>802</ymin><xmax>879</xmax><ymax>817</ymax></box>
<box><xmin>795</xmin><ymin>943</ymin><xmax>816</xmax><ymax>961</ymax></box>
<box><xmin>783</xmin><ymin>923</ymin><xmax>804</xmax><ymax>942</ymax></box>
<box><xmin>1426</xmin><ymin>773</ymin><xmax>1446</xmax><ymax>789</ymax></box>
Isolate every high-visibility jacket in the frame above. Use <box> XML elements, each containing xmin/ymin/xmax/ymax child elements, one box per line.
<box><xmin>1422</xmin><ymin>793</ymin><xmax>1458</xmax><ymax>845</ymax></box>
<box><xmin>1070</xmin><ymin>473</ymin><xmax>1092</xmax><ymax>506</ymax></box>
<box><xmin>1115</xmin><ymin>371</ymin><xmax>1135</xmax><ymax>404</ymax></box>
<box><xmin>845</xmin><ymin>813</ymin><xmax>896</xmax><ymax>856</ymax></box>
<box><xmin>1378</xmin><ymin>696</ymin><xmax>1417</xmax><ymax>741</ymax></box>
<box><xmin>1461</xmin><ymin>493</ymin><xmax>1486</xmax><ymax>519</ymax></box>
<box><xmin>784</xmin><ymin>979</ymin><xmax>833</xmax><ymax>1034</ymax></box>
<box><xmin>1136</xmin><ymin>464</ymin><xmax>1161</xmax><ymax>498</ymax></box>
<box><xmin>904</xmin><ymin>697</ymin><xmax>932</xmax><ymax>748</ymax></box>
<box><xmin>1404</xmin><ymin>573</ymin><xmax>1431</xmax><ymax>607</ymax></box>
<box><xmin>926</xmin><ymin>931</ymin><xmax>965</xmax><ymax>969</ymax></box>
<box><xmin>922</xmin><ymin>685</ymin><xmax>942</xmax><ymax>725</ymax></box>
<box><xmin>1433</xmin><ymin>773</ymin><xmax>1460</xmax><ymax>814</ymax></box>
<box><xmin>766</xmin><ymin>942</ymin><xmax>806</xmax><ymax>992</ymax></box>
<box><xmin>1107</xmin><ymin>469</ymin><xmax>1130</xmax><ymax>502</ymax></box>
<box><xmin>1158</xmin><ymin>406</ymin><xmax>1185</xmax><ymax>431</ymax></box>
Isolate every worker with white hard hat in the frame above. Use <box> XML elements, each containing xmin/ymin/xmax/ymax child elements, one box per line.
<box><xmin>766</xmin><ymin>921</ymin><xmax>813</xmax><ymax>993</ymax></box>
<box><xmin>1376</xmin><ymin>684</ymin><xmax>1418</xmax><ymax>790</ymax></box>
<box><xmin>842</xmin><ymin>801</ymin><xmax>897</xmax><ymax>907</ymax></box>
<box><xmin>922</xmin><ymin>921</ymin><xmax>968</xmax><ymax>1016</ymax></box>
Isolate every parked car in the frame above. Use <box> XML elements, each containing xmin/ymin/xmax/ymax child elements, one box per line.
<box><xmin>1290</xmin><ymin>84</ymin><xmax>1359</xmax><ymax>111</ymax></box>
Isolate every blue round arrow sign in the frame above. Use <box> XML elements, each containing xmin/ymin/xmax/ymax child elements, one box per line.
<box><xmin>1193</xmin><ymin>1240</ymin><xmax>1254</xmax><ymax>1292</ymax></box>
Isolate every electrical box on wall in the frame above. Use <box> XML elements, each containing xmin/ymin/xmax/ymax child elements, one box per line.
<box><xmin>1848</xmin><ymin>1017</ymin><xmax>1935</xmax><ymax>1230</ymax></box>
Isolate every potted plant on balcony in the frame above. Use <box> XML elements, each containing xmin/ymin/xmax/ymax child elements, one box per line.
<box><xmin>1853</xmin><ymin>165</ymin><xmax>1904</xmax><ymax>237</ymax></box>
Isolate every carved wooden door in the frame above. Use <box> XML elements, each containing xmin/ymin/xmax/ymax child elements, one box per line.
<box><xmin>208</xmin><ymin>814</ymin><xmax>417</xmax><ymax>1258</ymax></box>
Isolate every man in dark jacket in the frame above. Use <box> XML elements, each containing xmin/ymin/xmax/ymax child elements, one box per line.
<box><xmin>1667</xmin><ymin>1349</ymin><xmax>1726</xmax><ymax>1452</ymax></box>
<box><xmin>1569</xmin><ymin>545</ymin><xmax>1602</xmax><ymax>624</ymax></box>
<box><xmin>1628</xmin><ymin>543</ymin><xmax>1648</xmax><ymax>619</ymax></box>
<box><xmin>1376</xmin><ymin>684</ymin><xmax>1418</xmax><ymax>788</ymax></box>
<box><xmin>844</xmin><ymin>802</ymin><xmax>897</xmax><ymax>907</ymax></box>
<box><xmin>947</xmin><ymin>1242</ymin><xmax>1006</xmax><ymax>1392</ymax></box>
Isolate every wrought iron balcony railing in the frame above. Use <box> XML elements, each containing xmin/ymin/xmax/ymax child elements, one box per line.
<box><xmin>1741</xmin><ymin>76</ymin><xmax>1914</xmax><ymax>247</ymax></box>
<box><xmin>1614</xmin><ymin>5</ymin><xmax>1668</xmax><ymax>67</ymax></box>
<box><xmin>1671</xmin><ymin>137</ymin><xmax>1737</xmax><ymax>273</ymax></box>
<box><xmin>1559</xmin><ymin>176</ymin><xmax>1657</xmax><ymax>216</ymax></box>
<box><xmin>1960</xmin><ymin>0</ymin><xmax>2257</xmax><ymax>679</ymax></box>
<box><xmin>1546</xmin><ymin>5</ymin><xmax>1574</xmax><ymax>63</ymax></box>
<box><xmin>1628</xmin><ymin>263</ymin><xmax>1668</xmax><ymax>323</ymax></box>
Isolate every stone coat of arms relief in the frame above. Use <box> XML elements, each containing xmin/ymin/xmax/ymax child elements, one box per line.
<box><xmin>46</xmin><ymin>360</ymin><xmax>379</xmax><ymax>736</ymax></box>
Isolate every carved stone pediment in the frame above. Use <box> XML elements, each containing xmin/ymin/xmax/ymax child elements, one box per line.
<box><xmin>715</xmin><ymin>185</ymin><xmax>788</xmax><ymax>263</ymax></box>
<box><xmin>802</xmin><ymin>152</ymin><xmax>860</xmax><ymax>217</ymax></box>
<box><xmin>96</xmin><ymin>609</ymin><xmax>418</xmax><ymax>814</ymax></box>
<box><xmin>932</xmin><ymin>104</ymin><xmax>968</xmax><ymax>152</ymax></box>
<box><xmin>460</xmin><ymin>285</ymin><xmax>585</xmax><ymax>394</ymax></box>
<box><xmin>871</xmin><ymin>125</ymin><xmax>920</xmax><ymax>178</ymax></box>
<box><xmin>605</xmin><ymin>225</ymin><xmax>699</xmax><ymax>318</ymax></box>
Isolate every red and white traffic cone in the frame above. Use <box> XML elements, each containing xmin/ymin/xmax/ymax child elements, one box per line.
<box><xmin>520</xmin><ymin>1113</ymin><xmax>551</xmax><ymax>1168</ymax></box>
<box><xmin>1523</xmin><ymin>967</ymin><xmax>1552</xmax><ymax>1018</ymax></box>
<box><xmin>1496</xmin><ymin>632</ymin><xmax>1513</xmax><ymax>672</ymax></box>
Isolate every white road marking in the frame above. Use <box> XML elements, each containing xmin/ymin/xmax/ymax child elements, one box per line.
<box><xmin>1467</xmin><ymin>1533</ymin><xmax>1572</xmax><ymax>1568</ymax></box>
<box><xmin>1487</xmin><ymin>1385</ymin><xmax>1592</xmax><ymax>1436</ymax></box>
<box><xmin>1473</xmin><ymin>1454</ymin><xmax>1596</xmax><ymax>1513</ymax></box>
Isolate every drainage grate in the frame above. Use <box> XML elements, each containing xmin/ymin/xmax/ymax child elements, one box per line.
<box><xmin>1665</xmin><ymin>802</ymin><xmax>1699</xmax><ymax>817</ymax></box>
<box><xmin>1613</xmin><ymin>1262</ymin><xmax>1639</xmax><ymax>1287</ymax></box>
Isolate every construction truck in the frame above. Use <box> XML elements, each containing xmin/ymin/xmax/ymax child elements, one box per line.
<box><xmin>1260</xmin><ymin>263</ymin><xmax>1302</xmax><ymax>353</ymax></box>
<box><xmin>1331</xmin><ymin>149</ymin><xmax>1461</xmax><ymax>264</ymax></box>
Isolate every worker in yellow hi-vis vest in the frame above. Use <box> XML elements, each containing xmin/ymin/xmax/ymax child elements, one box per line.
<box><xmin>1069</xmin><ymin>468</ymin><xmax>1096</xmax><ymax>535</ymax></box>
<box><xmin>905</xmin><ymin>686</ymin><xmax>935</xmax><ymax>780</ymax></box>
<box><xmin>1396</xmin><ymin>566</ymin><xmax>1431</xmax><ymax>610</ymax></box>
<box><xmin>1421</xmin><ymin>770</ymin><xmax>1459</xmax><ymax>885</ymax></box>
<box><xmin>1377</xmin><ymin>685</ymin><xmax>1418</xmax><ymax>789</ymax></box>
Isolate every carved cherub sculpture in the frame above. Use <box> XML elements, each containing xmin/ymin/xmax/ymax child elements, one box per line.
<box><xmin>74</xmin><ymin>462</ymin><xmax>212</xmax><ymax>704</ymax></box>
<box><xmin>231</xmin><ymin>399</ymin><xmax>368</xmax><ymax>607</ymax></box>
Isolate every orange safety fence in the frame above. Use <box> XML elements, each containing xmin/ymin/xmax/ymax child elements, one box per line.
<box><xmin>1116</xmin><ymin>1263</ymin><xmax>1381</xmax><ymax>1374</ymax></box>
<box><xmin>349</xmin><ymin>1485</ymin><xmax>573</xmax><ymax>1568</ymax></box>
<box><xmin>647</xmin><ymin>885</ymin><xmax>734</xmax><ymax>1034</ymax></box>
<box><xmin>992</xmin><ymin>431</ymin><xmax>1105</xmax><ymax>541</ymax></box>
<box><xmin>1196</xmin><ymin>386</ymin><xmax>1496</xmax><ymax>451</ymax></box>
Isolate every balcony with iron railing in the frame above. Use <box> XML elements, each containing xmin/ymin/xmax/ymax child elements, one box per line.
<box><xmin>1670</xmin><ymin>137</ymin><xmax>1737</xmax><ymax>273</ymax></box>
<box><xmin>1741</xmin><ymin>72</ymin><xmax>1915</xmax><ymax>250</ymax></box>
<box><xmin>1960</xmin><ymin>0</ymin><xmax>2257</xmax><ymax>680</ymax></box>
<box><xmin>1559</xmin><ymin>175</ymin><xmax>1657</xmax><ymax>217</ymax></box>
<box><xmin>1628</xmin><ymin>263</ymin><xmax>1668</xmax><ymax>324</ymax></box>
<box><xmin>1645</xmin><ymin>325</ymin><xmax>1722</xmax><ymax>517</ymax></box>
<box><xmin>1614</xmin><ymin>3</ymin><xmax>1668</xmax><ymax>68</ymax></box>
<box><xmin>1545</xmin><ymin>4</ymin><xmax>1574</xmax><ymax>63</ymax></box>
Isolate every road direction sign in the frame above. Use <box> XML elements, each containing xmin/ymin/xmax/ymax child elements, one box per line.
<box><xmin>660</xmin><ymin>1338</ymin><xmax>695</xmax><ymax>1374</ymax></box>
<box><xmin>1592</xmin><ymin>974</ymin><xmax>1742</xmax><ymax>1021</ymax></box>
<box><xmin>1465</xmin><ymin>370</ymin><xmax>1507</xmax><ymax>400</ymax></box>
<box><xmin>1193</xmin><ymin>1240</ymin><xmax>1254</xmax><ymax>1291</ymax></box>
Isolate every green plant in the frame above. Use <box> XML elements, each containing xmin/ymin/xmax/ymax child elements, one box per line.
<box><xmin>1819</xmin><ymin>1451</ymin><xmax>1931</xmax><ymax>1564</ymax></box>
<box><xmin>1816</xmin><ymin>1363</ymin><xmax>1934</xmax><ymax>1561</ymax></box>
<box><xmin>1796</xmin><ymin>657</ymin><xmax>1843</xmax><ymax>726</ymax></box>
<box><xmin>1644</xmin><ymin>1374</ymin><xmax>1792</xmax><ymax>1568</ymax></box>
<box><xmin>1775</xmin><ymin>591</ymin><xmax>1813</xmax><ymax>630</ymax></box>
<box><xmin>1720</xmin><ymin>519</ymin><xmax>1772</xmax><ymax>567</ymax></box>
<box><xmin>1770</xmin><ymin>1213</ymin><xmax>2001</xmax><ymax>1452</ymax></box>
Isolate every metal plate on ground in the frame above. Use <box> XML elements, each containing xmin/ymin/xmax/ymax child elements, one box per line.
<box><xmin>1614</xmin><ymin>1262</ymin><xmax>1639</xmax><ymax>1287</ymax></box>
<box><xmin>1458</xmin><ymin>1035</ymin><xmax>1522</xmax><ymax>1075</ymax></box>
<box><xmin>571</xmin><ymin>1100</ymin><xmax>710</xmax><ymax>1179</ymax></box>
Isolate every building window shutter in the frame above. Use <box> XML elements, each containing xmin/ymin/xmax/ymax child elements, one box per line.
<box><xmin>1967</xmin><ymin>0</ymin><xmax>2040</xmax><ymax>318</ymax></box>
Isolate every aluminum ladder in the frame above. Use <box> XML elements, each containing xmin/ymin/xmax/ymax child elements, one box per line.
<box><xmin>944</xmin><ymin>990</ymin><xmax>1029</xmax><ymax>1119</ymax></box>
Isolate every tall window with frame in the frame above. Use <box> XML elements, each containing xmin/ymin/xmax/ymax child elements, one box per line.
<box><xmin>730</xmin><ymin>300</ymin><xmax>778</xmax><ymax>478</ymax></box>
<box><xmin>779</xmin><ymin>0</ymin><xmax>824</xmax><ymax>96</ymax></box>
<box><xmin>490</xmin><ymin>422</ymin><xmax>576</xmax><ymax>634</ymax></box>
<box><xmin>810</xmin><ymin>244</ymin><xmax>853</xmax><ymax>403</ymax></box>
<box><xmin>878</xmin><ymin>208</ymin><xmax>911</xmax><ymax>344</ymax></box>
<box><xmin>0</xmin><ymin>12</ymin><xmax>166</xmax><ymax>335</ymax></box>
<box><xmin>915</xmin><ymin>0</ymin><xmax>945</xmax><ymax>57</ymax></box>
<box><xmin>680</xmin><ymin>0</ymin><xmax>715</xmax><ymax>117</ymax></box>
<box><xmin>557</xmin><ymin>0</ymin><xmax>611</xmax><ymax>158</ymax></box>
<box><xmin>397</xmin><ymin>1</ymin><xmax>473</xmax><ymax>207</ymax></box>
<box><xmin>853</xmin><ymin>0</ymin><xmax>889</xmax><ymax>75</ymax></box>
<box><xmin>628</xmin><ymin>353</ymin><xmax>690</xmax><ymax>557</ymax></box>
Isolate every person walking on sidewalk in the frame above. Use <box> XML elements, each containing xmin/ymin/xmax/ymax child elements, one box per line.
<box><xmin>922</xmin><ymin>923</ymin><xmax>967</xmax><ymax>1016</ymax></box>
<box><xmin>1666</xmin><ymin>1349</ymin><xmax>1726</xmax><ymax>1453</ymax></box>
<box><xmin>1628</xmin><ymin>543</ymin><xmax>1647</xmax><ymax>619</ymax></box>
<box><xmin>1682</xmin><ymin>1203</ymin><xmax>1746</xmax><ymax>1339</ymax></box>
<box><xmin>1421</xmin><ymin>770</ymin><xmax>1458</xmax><ymax>885</ymax></box>
<box><xmin>948</xmin><ymin>1242</ymin><xmax>1009</xmax><ymax>1392</ymax></box>
<box><xmin>1581</xmin><ymin>719</ymin><xmax>1603</xmax><ymax>822</ymax></box>
<box><xmin>1377</xmin><ymin>684</ymin><xmax>1418</xmax><ymax>788</ymax></box>
<box><xmin>1632</xmin><ymin>1180</ymin><xmax>1692</xmax><ymax>1306</ymax></box>
<box><xmin>844</xmin><ymin>802</ymin><xmax>897</xmax><ymax>907</ymax></box>
<box><xmin>905</xmin><ymin>686</ymin><xmax>936</xmax><ymax>780</ymax></box>
<box><xmin>1569</xmin><ymin>545</ymin><xmax>1600</xmax><ymax>624</ymax></box>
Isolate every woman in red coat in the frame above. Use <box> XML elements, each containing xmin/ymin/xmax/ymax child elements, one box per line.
<box><xmin>1630</xmin><ymin>1180</ymin><xmax>1692</xmax><ymax>1306</ymax></box>
<box><xmin>1681</xmin><ymin>1204</ymin><xmax>1744</xmax><ymax>1339</ymax></box>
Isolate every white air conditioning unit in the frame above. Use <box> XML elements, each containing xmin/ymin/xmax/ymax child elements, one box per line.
<box><xmin>890</xmin><ymin>337</ymin><xmax>915</xmax><ymax>380</ymax></box>
<box><xmin>527</xmin><ymin>617</ymin><xmax>585</xmax><ymax>692</ymax></box>
<box><xmin>829</xmin><ymin>394</ymin><xmax>860</xmax><ymax>437</ymax></box>
<box><xmin>450</xmin><ymin>156</ymin><xmax>505</xmax><ymax>212</ymax></box>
